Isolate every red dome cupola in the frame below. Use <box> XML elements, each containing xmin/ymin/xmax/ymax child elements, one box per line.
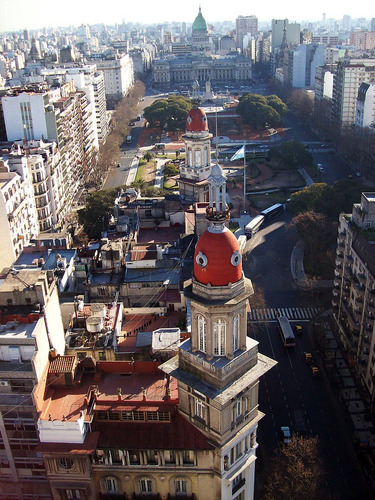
<box><xmin>186</xmin><ymin>107</ymin><xmax>208</xmax><ymax>132</ymax></box>
<box><xmin>194</xmin><ymin>226</ymin><xmax>242</xmax><ymax>286</ymax></box>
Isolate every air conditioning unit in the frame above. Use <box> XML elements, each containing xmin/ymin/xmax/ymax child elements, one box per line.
<box><xmin>0</xmin><ymin>381</ymin><xmax>9</xmax><ymax>387</ymax></box>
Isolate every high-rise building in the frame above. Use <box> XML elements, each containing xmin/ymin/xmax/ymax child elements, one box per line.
<box><xmin>235</xmin><ymin>16</ymin><xmax>258</xmax><ymax>50</ymax></box>
<box><xmin>332</xmin><ymin>192</ymin><xmax>375</xmax><ymax>405</ymax></box>
<box><xmin>94</xmin><ymin>54</ymin><xmax>134</xmax><ymax>109</ymax></box>
<box><xmin>0</xmin><ymin>269</ymin><xmax>65</xmax><ymax>499</ymax></box>
<box><xmin>271</xmin><ymin>19</ymin><xmax>300</xmax><ymax>52</ymax></box>
<box><xmin>0</xmin><ymin>156</ymin><xmax>38</xmax><ymax>270</ymax></box>
<box><xmin>355</xmin><ymin>82</ymin><xmax>375</xmax><ymax>127</ymax></box>
<box><xmin>2</xmin><ymin>85</ymin><xmax>97</xmax><ymax>225</ymax></box>
<box><xmin>332</xmin><ymin>58</ymin><xmax>375</xmax><ymax>129</ymax></box>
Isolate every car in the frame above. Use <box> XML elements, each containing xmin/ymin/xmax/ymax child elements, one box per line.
<box><xmin>281</xmin><ymin>426</ymin><xmax>292</xmax><ymax>444</ymax></box>
<box><xmin>317</xmin><ymin>163</ymin><xmax>324</xmax><ymax>172</ymax></box>
<box><xmin>311</xmin><ymin>365</ymin><xmax>320</xmax><ymax>378</ymax></box>
<box><xmin>295</xmin><ymin>324</ymin><xmax>303</xmax><ymax>335</ymax></box>
<box><xmin>356</xmin><ymin>171</ymin><xmax>362</xmax><ymax>177</ymax></box>
<box><xmin>304</xmin><ymin>352</ymin><xmax>313</xmax><ymax>365</ymax></box>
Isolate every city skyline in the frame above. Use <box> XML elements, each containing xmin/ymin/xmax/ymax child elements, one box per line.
<box><xmin>0</xmin><ymin>0</ymin><xmax>373</xmax><ymax>33</ymax></box>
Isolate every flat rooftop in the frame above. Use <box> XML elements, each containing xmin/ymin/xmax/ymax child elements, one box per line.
<box><xmin>40</xmin><ymin>367</ymin><xmax>178</xmax><ymax>422</ymax></box>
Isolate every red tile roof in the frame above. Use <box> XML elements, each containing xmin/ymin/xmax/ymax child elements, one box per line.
<box><xmin>48</xmin><ymin>355</ymin><xmax>76</xmax><ymax>374</ymax></box>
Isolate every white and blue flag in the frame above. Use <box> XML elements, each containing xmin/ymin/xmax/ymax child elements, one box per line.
<box><xmin>230</xmin><ymin>144</ymin><xmax>245</xmax><ymax>161</ymax></box>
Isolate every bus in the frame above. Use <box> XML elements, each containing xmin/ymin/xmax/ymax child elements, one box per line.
<box><xmin>244</xmin><ymin>215</ymin><xmax>264</xmax><ymax>239</ymax></box>
<box><xmin>260</xmin><ymin>203</ymin><xmax>284</xmax><ymax>222</ymax></box>
<box><xmin>277</xmin><ymin>316</ymin><xmax>296</xmax><ymax>347</ymax></box>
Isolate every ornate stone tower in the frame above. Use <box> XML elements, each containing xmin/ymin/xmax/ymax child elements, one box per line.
<box><xmin>161</xmin><ymin>201</ymin><xmax>276</xmax><ymax>499</ymax></box>
<box><xmin>178</xmin><ymin>104</ymin><xmax>213</xmax><ymax>203</ymax></box>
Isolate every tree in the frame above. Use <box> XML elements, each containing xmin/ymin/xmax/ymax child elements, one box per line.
<box><xmin>266</xmin><ymin>94</ymin><xmax>288</xmax><ymax>117</ymax></box>
<box><xmin>143</xmin><ymin>95</ymin><xmax>191</xmax><ymax>132</ymax></box>
<box><xmin>77</xmin><ymin>188</ymin><xmax>120</xmax><ymax>239</ymax></box>
<box><xmin>263</xmin><ymin>435</ymin><xmax>324</xmax><ymax>500</ymax></box>
<box><xmin>287</xmin><ymin>89</ymin><xmax>314</xmax><ymax>124</ymax></box>
<box><xmin>288</xmin><ymin>179</ymin><xmax>365</xmax><ymax>221</ymax></box>
<box><xmin>237</xmin><ymin>93</ymin><xmax>286</xmax><ymax>130</ymax></box>
<box><xmin>287</xmin><ymin>211</ymin><xmax>337</xmax><ymax>278</ymax></box>
<box><xmin>268</xmin><ymin>140</ymin><xmax>313</xmax><ymax>171</ymax></box>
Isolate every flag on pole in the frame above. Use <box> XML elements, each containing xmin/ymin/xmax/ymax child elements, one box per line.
<box><xmin>230</xmin><ymin>144</ymin><xmax>245</xmax><ymax>161</ymax></box>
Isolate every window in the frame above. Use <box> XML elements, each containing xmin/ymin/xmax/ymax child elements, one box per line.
<box><xmin>195</xmin><ymin>398</ymin><xmax>206</xmax><ymax>420</ymax></box>
<box><xmin>139</xmin><ymin>477</ymin><xmax>153</xmax><ymax>494</ymax></box>
<box><xmin>213</xmin><ymin>319</ymin><xmax>226</xmax><ymax>356</ymax></box>
<box><xmin>233</xmin><ymin>314</ymin><xmax>240</xmax><ymax>351</ymax></box>
<box><xmin>175</xmin><ymin>477</ymin><xmax>188</xmax><ymax>495</ymax></box>
<box><xmin>65</xmin><ymin>490</ymin><xmax>82</xmax><ymax>499</ymax></box>
<box><xmin>58</xmin><ymin>457</ymin><xmax>74</xmax><ymax>469</ymax></box>
<box><xmin>197</xmin><ymin>314</ymin><xmax>206</xmax><ymax>352</ymax></box>
<box><xmin>104</xmin><ymin>476</ymin><xmax>118</xmax><ymax>493</ymax></box>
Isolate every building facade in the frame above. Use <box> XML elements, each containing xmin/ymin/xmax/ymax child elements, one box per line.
<box><xmin>0</xmin><ymin>269</ymin><xmax>65</xmax><ymax>500</ymax></box>
<box><xmin>356</xmin><ymin>82</ymin><xmax>375</xmax><ymax>128</ymax></box>
<box><xmin>235</xmin><ymin>16</ymin><xmax>258</xmax><ymax>50</ymax></box>
<box><xmin>332</xmin><ymin>58</ymin><xmax>375</xmax><ymax>129</ymax></box>
<box><xmin>332</xmin><ymin>193</ymin><xmax>375</xmax><ymax>405</ymax></box>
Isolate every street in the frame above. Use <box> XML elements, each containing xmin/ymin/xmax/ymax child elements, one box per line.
<box><xmin>243</xmin><ymin>214</ymin><xmax>369</xmax><ymax>498</ymax></box>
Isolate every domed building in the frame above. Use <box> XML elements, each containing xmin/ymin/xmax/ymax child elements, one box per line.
<box><xmin>178</xmin><ymin>102</ymin><xmax>213</xmax><ymax>204</ymax></box>
<box><xmin>152</xmin><ymin>8</ymin><xmax>252</xmax><ymax>89</ymax></box>
<box><xmin>192</xmin><ymin>7</ymin><xmax>211</xmax><ymax>53</ymax></box>
<box><xmin>161</xmin><ymin>189</ymin><xmax>276</xmax><ymax>499</ymax></box>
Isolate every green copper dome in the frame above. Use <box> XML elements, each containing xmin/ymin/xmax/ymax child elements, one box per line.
<box><xmin>192</xmin><ymin>7</ymin><xmax>208</xmax><ymax>32</ymax></box>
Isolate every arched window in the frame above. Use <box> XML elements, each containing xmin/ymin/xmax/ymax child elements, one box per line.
<box><xmin>203</xmin><ymin>147</ymin><xmax>208</xmax><ymax>166</ymax></box>
<box><xmin>213</xmin><ymin>318</ymin><xmax>226</xmax><ymax>356</ymax></box>
<box><xmin>233</xmin><ymin>314</ymin><xmax>240</xmax><ymax>351</ymax></box>
<box><xmin>174</xmin><ymin>476</ymin><xmax>188</xmax><ymax>496</ymax></box>
<box><xmin>139</xmin><ymin>476</ymin><xmax>153</xmax><ymax>495</ymax></box>
<box><xmin>102</xmin><ymin>476</ymin><xmax>119</xmax><ymax>494</ymax></box>
<box><xmin>188</xmin><ymin>148</ymin><xmax>192</xmax><ymax>165</ymax></box>
<box><xmin>197</xmin><ymin>315</ymin><xmax>207</xmax><ymax>352</ymax></box>
<box><xmin>195</xmin><ymin>149</ymin><xmax>201</xmax><ymax>167</ymax></box>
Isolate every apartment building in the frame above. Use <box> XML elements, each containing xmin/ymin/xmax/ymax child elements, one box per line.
<box><xmin>0</xmin><ymin>269</ymin><xmax>65</xmax><ymax>500</ymax></box>
<box><xmin>0</xmin><ymin>157</ymin><xmax>38</xmax><ymax>271</ymax></box>
<box><xmin>271</xmin><ymin>19</ymin><xmax>300</xmax><ymax>52</ymax></box>
<box><xmin>93</xmin><ymin>54</ymin><xmax>134</xmax><ymax>109</ymax></box>
<box><xmin>350</xmin><ymin>31</ymin><xmax>375</xmax><ymax>51</ymax></box>
<box><xmin>42</xmin><ymin>65</ymin><xmax>108</xmax><ymax>145</ymax></box>
<box><xmin>356</xmin><ymin>82</ymin><xmax>375</xmax><ymax>127</ymax></box>
<box><xmin>2</xmin><ymin>85</ymin><xmax>96</xmax><ymax>218</ymax></box>
<box><xmin>332</xmin><ymin>58</ymin><xmax>375</xmax><ymax>129</ymax></box>
<box><xmin>235</xmin><ymin>16</ymin><xmax>258</xmax><ymax>50</ymax></box>
<box><xmin>2</xmin><ymin>140</ymin><xmax>64</xmax><ymax>233</ymax></box>
<box><xmin>332</xmin><ymin>193</ymin><xmax>375</xmax><ymax>403</ymax></box>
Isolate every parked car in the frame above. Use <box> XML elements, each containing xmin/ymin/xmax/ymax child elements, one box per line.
<box><xmin>281</xmin><ymin>426</ymin><xmax>292</xmax><ymax>444</ymax></box>
<box><xmin>304</xmin><ymin>352</ymin><xmax>313</xmax><ymax>365</ymax></box>
<box><xmin>311</xmin><ymin>365</ymin><xmax>320</xmax><ymax>378</ymax></box>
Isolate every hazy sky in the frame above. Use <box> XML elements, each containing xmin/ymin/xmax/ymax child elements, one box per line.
<box><xmin>0</xmin><ymin>0</ymin><xmax>373</xmax><ymax>32</ymax></box>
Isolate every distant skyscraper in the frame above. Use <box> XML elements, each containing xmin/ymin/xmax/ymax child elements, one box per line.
<box><xmin>371</xmin><ymin>18</ymin><xmax>375</xmax><ymax>31</ymax></box>
<box><xmin>322</xmin><ymin>13</ymin><xmax>326</xmax><ymax>26</ymax></box>
<box><xmin>271</xmin><ymin>19</ymin><xmax>300</xmax><ymax>52</ymax></box>
<box><xmin>235</xmin><ymin>15</ymin><xmax>258</xmax><ymax>50</ymax></box>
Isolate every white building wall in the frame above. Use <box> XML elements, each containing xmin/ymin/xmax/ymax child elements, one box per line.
<box><xmin>2</xmin><ymin>92</ymin><xmax>50</xmax><ymax>141</ymax></box>
<box><xmin>356</xmin><ymin>84</ymin><xmax>375</xmax><ymax>127</ymax></box>
<box><xmin>291</xmin><ymin>45</ymin><xmax>307</xmax><ymax>88</ymax></box>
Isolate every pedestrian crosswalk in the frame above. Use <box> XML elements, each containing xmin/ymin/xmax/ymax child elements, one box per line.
<box><xmin>248</xmin><ymin>307</ymin><xmax>323</xmax><ymax>322</ymax></box>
